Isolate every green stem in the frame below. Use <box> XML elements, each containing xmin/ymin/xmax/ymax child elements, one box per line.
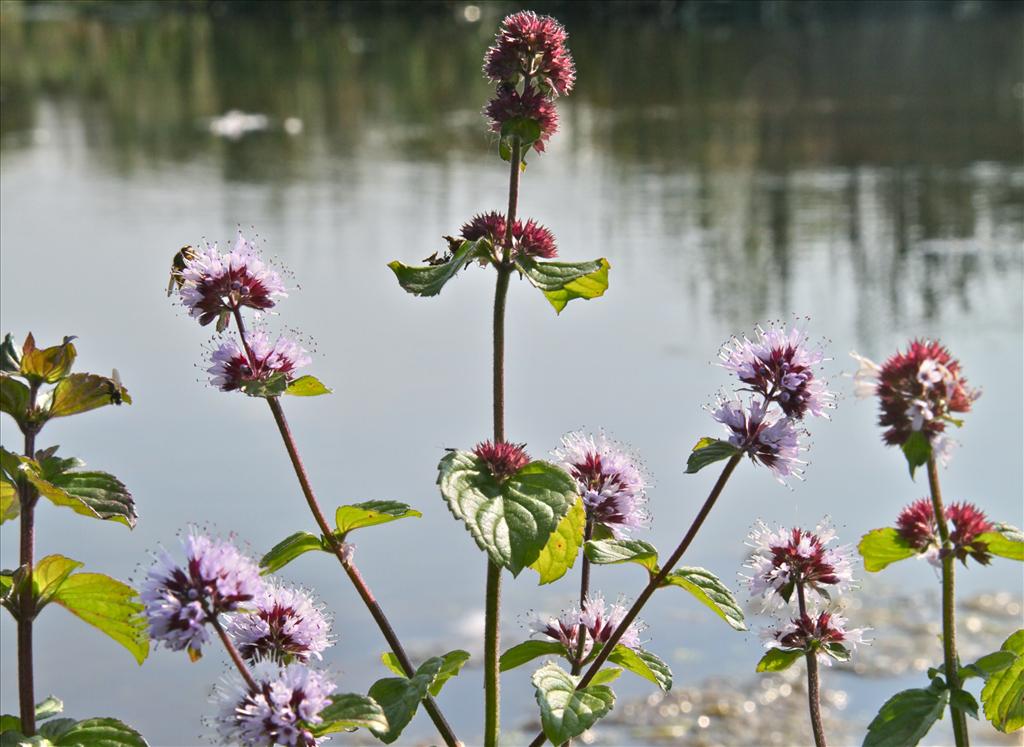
<box><xmin>927</xmin><ymin>455</ymin><xmax>969</xmax><ymax>747</ymax></box>
<box><xmin>796</xmin><ymin>583</ymin><xmax>826</xmax><ymax>747</ymax></box>
<box><xmin>17</xmin><ymin>404</ymin><xmax>38</xmax><ymax>736</ymax></box>
<box><xmin>527</xmin><ymin>454</ymin><xmax>742</xmax><ymax>747</ymax></box>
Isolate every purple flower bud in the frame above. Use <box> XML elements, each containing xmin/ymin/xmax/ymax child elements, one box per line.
<box><xmin>745</xmin><ymin>519</ymin><xmax>854</xmax><ymax>607</ymax></box>
<box><xmin>713</xmin><ymin>397</ymin><xmax>805</xmax><ymax>482</ymax></box>
<box><xmin>227</xmin><ymin>582</ymin><xmax>333</xmax><ymax>664</ymax></box>
<box><xmin>483</xmin><ymin>11</ymin><xmax>576</xmax><ymax>97</ymax></box>
<box><xmin>531</xmin><ymin>594</ymin><xmax>643</xmax><ymax>666</ymax></box>
<box><xmin>763</xmin><ymin>607</ymin><xmax>869</xmax><ymax>667</ymax></box>
<box><xmin>473</xmin><ymin>440</ymin><xmax>530</xmax><ymax>480</ymax></box>
<box><xmin>208</xmin><ymin>332</ymin><xmax>310</xmax><ymax>392</ymax></box>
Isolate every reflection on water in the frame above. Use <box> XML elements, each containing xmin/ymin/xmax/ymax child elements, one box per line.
<box><xmin>1</xmin><ymin>3</ymin><xmax>1022</xmax><ymax>745</ymax></box>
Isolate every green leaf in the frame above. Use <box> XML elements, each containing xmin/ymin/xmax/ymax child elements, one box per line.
<box><xmin>500</xmin><ymin>116</ymin><xmax>543</xmax><ymax>151</ymax></box>
<box><xmin>951</xmin><ymin>689</ymin><xmax>980</xmax><ymax>719</ymax></box>
<box><xmin>239</xmin><ymin>371</ymin><xmax>289</xmax><ymax>398</ymax></box>
<box><xmin>388</xmin><ymin>239</ymin><xmax>482</xmax><ymax>298</ymax></box>
<box><xmin>976</xmin><ymin>525</ymin><xmax>1024</xmax><ymax>562</ymax></box>
<box><xmin>52</xmin><ymin>573</ymin><xmax>149</xmax><ymax>664</ymax></box>
<box><xmin>500</xmin><ymin>640</ymin><xmax>567</xmax><ymax>672</ymax></box>
<box><xmin>19</xmin><ymin>335</ymin><xmax>76</xmax><ymax>385</ymax></box>
<box><xmin>32</xmin><ymin>555</ymin><xmax>84</xmax><ymax>607</ymax></box>
<box><xmin>961</xmin><ymin>650</ymin><xmax>1017</xmax><ymax>680</ymax></box>
<box><xmin>756</xmin><ymin>648</ymin><xmax>804</xmax><ymax>672</ymax></box>
<box><xmin>901</xmin><ymin>431</ymin><xmax>932</xmax><ymax>479</ymax></box>
<box><xmin>380</xmin><ymin>652</ymin><xmax>406</xmax><ymax>677</ymax></box>
<box><xmin>34</xmin><ymin>698</ymin><xmax>62</xmax><ymax>722</ymax></box>
<box><xmin>858</xmin><ymin>527</ymin><xmax>919</xmax><ymax>572</ymax></box>
<box><xmin>45</xmin><ymin>717</ymin><xmax>147</xmax><ymax>747</ymax></box>
<box><xmin>259</xmin><ymin>532</ymin><xmax>329</xmax><ymax>574</ymax></box>
<box><xmin>368</xmin><ymin>657</ymin><xmax>444</xmax><ymax>744</ymax></box>
<box><xmin>661</xmin><ymin>566</ymin><xmax>746</xmax><ymax>631</ymax></box>
<box><xmin>284</xmin><ymin>375</ymin><xmax>331</xmax><ymax>397</ymax></box>
<box><xmin>0</xmin><ymin>471</ymin><xmax>18</xmax><ymax>525</ymax></box>
<box><xmin>685</xmin><ymin>437</ymin><xmax>741</xmax><ymax>474</ymax></box>
<box><xmin>314</xmin><ymin>693</ymin><xmax>388</xmax><ymax>738</ymax></box>
<box><xmin>864</xmin><ymin>685</ymin><xmax>949</xmax><ymax>747</ymax></box>
<box><xmin>530</xmin><ymin>498</ymin><xmax>585</xmax><ymax>585</ymax></box>
<box><xmin>515</xmin><ymin>257</ymin><xmax>610</xmax><ymax>314</ymax></box>
<box><xmin>1</xmin><ymin>334</ymin><xmax>20</xmax><ymax>373</ymax></box>
<box><xmin>590</xmin><ymin>668</ymin><xmax>623</xmax><ymax>686</ymax></box>
<box><xmin>24</xmin><ymin>457</ymin><xmax>136</xmax><ymax>528</ymax></box>
<box><xmin>0</xmin><ymin>733</ymin><xmax>53</xmax><ymax>746</ymax></box>
<box><xmin>335</xmin><ymin>501</ymin><xmax>422</xmax><ymax>539</ymax></box>
<box><xmin>584</xmin><ymin>539</ymin><xmax>659</xmax><ymax>573</ymax></box>
<box><xmin>533</xmin><ymin>662</ymin><xmax>615</xmax><ymax>745</ymax></box>
<box><xmin>607</xmin><ymin>646</ymin><xmax>672</xmax><ymax>691</ymax></box>
<box><xmin>981</xmin><ymin>629</ymin><xmax>1024</xmax><ymax>733</ymax></box>
<box><xmin>0</xmin><ymin>716</ymin><xmax>19</xmax><ymax>735</ymax></box>
<box><xmin>379</xmin><ymin>650</ymin><xmax>471</xmax><ymax>696</ymax></box>
<box><xmin>437</xmin><ymin>451</ymin><xmax>577</xmax><ymax>576</ymax></box>
<box><xmin>1</xmin><ymin>375</ymin><xmax>31</xmax><ymax>426</ymax></box>
<box><xmin>48</xmin><ymin>374</ymin><xmax>131</xmax><ymax>419</ymax></box>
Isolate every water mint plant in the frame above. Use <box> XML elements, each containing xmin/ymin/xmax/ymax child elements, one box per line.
<box><xmin>0</xmin><ymin>333</ymin><xmax>147</xmax><ymax>743</ymax></box>
<box><xmin>854</xmin><ymin>341</ymin><xmax>1023</xmax><ymax>746</ymax></box>
<box><xmin>170</xmin><ymin>234</ymin><xmax>463</xmax><ymax>745</ymax></box>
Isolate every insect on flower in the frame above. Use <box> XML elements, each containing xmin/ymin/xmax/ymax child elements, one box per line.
<box><xmin>167</xmin><ymin>245</ymin><xmax>197</xmax><ymax>297</ymax></box>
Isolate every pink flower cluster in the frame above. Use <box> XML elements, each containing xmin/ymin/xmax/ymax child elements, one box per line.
<box><xmin>461</xmin><ymin>211</ymin><xmax>558</xmax><ymax>260</ymax></box>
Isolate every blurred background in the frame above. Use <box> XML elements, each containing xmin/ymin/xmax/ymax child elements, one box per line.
<box><xmin>1</xmin><ymin>1</ymin><xmax>1022</xmax><ymax>744</ymax></box>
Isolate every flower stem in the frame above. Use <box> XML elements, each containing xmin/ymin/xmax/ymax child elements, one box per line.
<box><xmin>230</xmin><ymin>310</ymin><xmax>460</xmax><ymax>747</ymax></box>
<box><xmin>17</xmin><ymin>408</ymin><xmax>38</xmax><ymax>736</ymax></box>
<box><xmin>527</xmin><ymin>454</ymin><xmax>742</xmax><ymax>747</ymax></box>
<box><xmin>796</xmin><ymin>583</ymin><xmax>826</xmax><ymax>747</ymax></box>
<box><xmin>570</xmin><ymin>514</ymin><xmax>595</xmax><ymax>675</ymax></box>
<box><xmin>926</xmin><ymin>455</ymin><xmax>969</xmax><ymax>747</ymax></box>
<box><xmin>209</xmin><ymin>612</ymin><xmax>258</xmax><ymax>692</ymax></box>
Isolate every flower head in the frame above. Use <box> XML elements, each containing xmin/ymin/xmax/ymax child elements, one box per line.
<box><xmin>713</xmin><ymin>397</ymin><xmax>805</xmax><ymax>482</ymax></box>
<box><xmin>141</xmin><ymin>531</ymin><xmax>263</xmax><ymax>659</ymax></box>
<box><xmin>719</xmin><ymin>323</ymin><xmax>833</xmax><ymax>419</ymax></box>
<box><xmin>531</xmin><ymin>594</ymin><xmax>643</xmax><ymax>666</ymax></box>
<box><xmin>215</xmin><ymin>661</ymin><xmax>335</xmax><ymax>747</ymax></box>
<box><xmin>179</xmin><ymin>234</ymin><xmax>286</xmax><ymax>326</ymax></box>
<box><xmin>484</xmin><ymin>86</ymin><xmax>559</xmax><ymax>153</ymax></box>
<box><xmin>745</xmin><ymin>520</ymin><xmax>854</xmax><ymax>606</ymax></box>
<box><xmin>895</xmin><ymin>498</ymin><xmax>938</xmax><ymax>551</ymax></box>
<box><xmin>895</xmin><ymin>498</ymin><xmax>993</xmax><ymax>565</ymax></box>
<box><xmin>227</xmin><ymin>583</ymin><xmax>332</xmax><ymax>665</ymax></box>
<box><xmin>208</xmin><ymin>332</ymin><xmax>310</xmax><ymax>392</ymax></box>
<box><xmin>553</xmin><ymin>431</ymin><xmax>648</xmax><ymax>537</ymax></box>
<box><xmin>856</xmin><ymin>340</ymin><xmax>979</xmax><ymax>449</ymax></box>
<box><xmin>474</xmin><ymin>440</ymin><xmax>530</xmax><ymax>480</ymax></box>
<box><xmin>484</xmin><ymin>11</ymin><xmax>575</xmax><ymax>97</ymax></box>
<box><xmin>459</xmin><ymin>212</ymin><xmax>558</xmax><ymax>260</ymax></box>
<box><xmin>764</xmin><ymin>608</ymin><xmax>868</xmax><ymax>666</ymax></box>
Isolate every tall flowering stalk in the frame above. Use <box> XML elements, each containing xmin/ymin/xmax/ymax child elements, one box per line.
<box><xmin>173</xmin><ymin>235</ymin><xmax>461</xmax><ymax>746</ymax></box>
<box><xmin>854</xmin><ymin>341</ymin><xmax>1022</xmax><ymax>746</ymax></box>
<box><xmin>0</xmin><ymin>333</ymin><xmax>146</xmax><ymax>743</ymax></box>
<box><xmin>746</xmin><ymin>520</ymin><xmax>866</xmax><ymax>747</ymax></box>
<box><xmin>389</xmin><ymin>12</ymin><xmax>610</xmax><ymax>747</ymax></box>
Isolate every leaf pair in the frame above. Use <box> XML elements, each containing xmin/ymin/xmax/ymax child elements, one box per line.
<box><xmin>859</xmin><ymin>523</ymin><xmax>1024</xmax><ymax>572</ymax></box>
<box><xmin>0</xmin><ymin>696</ymin><xmax>147</xmax><ymax>747</ymax></box>
<box><xmin>501</xmin><ymin>639</ymin><xmax>672</xmax><ymax>694</ymax></box>
<box><xmin>369</xmin><ymin>651</ymin><xmax>470</xmax><ymax>744</ymax></box>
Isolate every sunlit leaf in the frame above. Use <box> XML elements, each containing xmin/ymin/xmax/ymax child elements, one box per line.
<box><xmin>24</xmin><ymin>457</ymin><xmax>136</xmax><ymax>528</ymax></box>
<box><xmin>530</xmin><ymin>497</ymin><xmax>585</xmax><ymax>585</ymax></box>
<box><xmin>52</xmin><ymin>572</ymin><xmax>149</xmax><ymax>664</ymax></box>
<box><xmin>32</xmin><ymin>555</ymin><xmax>83</xmax><ymax>608</ymax></box>
<box><xmin>34</xmin><ymin>698</ymin><xmax>62</xmax><ymax>722</ymax></box>
<box><xmin>515</xmin><ymin>256</ymin><xmax>610</xmax><ymax>314</ymax></box>
<box><xmin>981</xmin><ymin>629</ymin><xmax>1024</xmax><ymax>733</ymax></box>
<box><xmin>607</xmin><ymin>646</ymin><xmax>672</xmax><ymax>691</ymax></box>
<box><xmin>335</xmin><ymin>501</ymin><xmax>421</xmax><ymax>538</ymax></box>
<box><xmin>859</xmin><ymin>527</ymin><xmax>918</xmax><ymax>572</ymax></box>
<box><xmin>976</xmin><ymin>525</ymin><xmax>1024</xmax><ymax>562</ymax></box>
<box><xmin>1</xmin><ymin>334</ymin><xmax>20</xmax><ymax>373</ymax></box>
<box><xmin>284</xmin><ymin>375</ymin><xmax>331</xmax><ymax>397</ymax></box>
<box><xmin>313</xmin><ymin>694</ymin><xmax>388</xmax><ymax>738</ymax></box>
<box><xmin>19</xmin><ymin>335</ymin><xmax>76</xmax><ymax>385</ymax></box>
<box><xmin>378</xmin><ymin>649</ymin><xmax>470</xmax><ymax>697</ymax></box>
<box><xmin>0</xmin><ymin>472</ymin><xmax>18</xmax><ymax>525</ymax></box>
<box><xmin>42</xmin><ymin>716</ymin><xmax>147</xmax><ymax>747</ymax></box>
<box><xmin>584</xmin><ymin>538</ymin><xmax>659</xmax><ymax>573</ymax></box>
<box><xmin>661</xmin><ymin>566</ymin><xmax>746</xmax><ymax>631</ymax></box>
<box><xmin>901</xmin><ymin>431</ymin><xmax>932</xmax><ymax>480</ymax></box>
<box><xmin>48</xmin><ymin>374</ymin><xmax>131</xmax><ymax>418</ymax></box>
<box><xmin>532</xmin><ymin>662</ymin><xmax>615</xmax><ymax>745</ymax></box>
<box><xmin>388</xmin><ymin>239</ymin><xmax>483</xmax><ymax>297</ymax></box>
<box><xmin>685</xmin><ymin>437</ymin><xmax>741</xmax><ymax>474</ymax></box>
<box><xmin>756</xmin><ymin>648</ymin><xmax>803</xmax><ymax>672</ymax></box>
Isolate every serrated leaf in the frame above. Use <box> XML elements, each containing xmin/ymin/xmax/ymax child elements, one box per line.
<box><xmin>388</xmin><ymin>239</ymin><xmax>482</xmax><ymax>298</ymax></box>
<box><xmin>981</xmin><ymin>629</ymin><xmax>1024</xmax><ymax>733</ymax></box>
<box><xmin>500</xmin><ymin>640</ymin><xmax>567</xmax><ymax>672</ymax></box>
<box><xmin>378</xmin><ymin>649</ymin><xmax>471</xmax><ymax>697</ymax></box>
<box><xmin>259</xmin><ymin>532</ymin><xmax>329</xmax><ymax>574</ymax></box>
<box><xmin>584</xmin><ymin>539</ymin><xmax>659</xmax><ymax>573</ymax></box>
<box><xmin>335</xmin><ymin>501</ymin><xmax>421</xmax><ymax>538</ymax></box>
<box><xmin>48</xmin><ymin>374</ymin><xmax>130</xmax><ymax>419</ymax></box>
<box><xmin>756</xmin><ymin>648</ymin><xmax>804</xmax><ymax>672</ymax></box>
<box><xmin>19</xmin><ymin>335</ymin><xmax>76</xmax><ymax>385</ymax></box>
<box><xmin>859</xmin><ymin>527</ymin><xmax>918</xmax><ymax>572</ymax></box>
<box><xmin>961</xmin><ymin>650</ymin><xmax>1017</xmax><ymax>680</ymax></box>
<box><xmin>661</xmin><ymin>566</ymin><xmax>746</xmax><ymax>631</ymax></box>
<box><xmin>685</xmin><ymin>437</ymin><xmax>741</xmax><ymax>474</ymax></box>
<box><xmin>1</xmin><ymin>375</ymin><xmax>30</xmax><ymax>426</ymax></box>
<box><xmin>950</xmin><ymin>689</ymin><xmax>979</xmax><ymax>719</ymax></box>
<box><xmin>864</xmin><ymin>685</ymin><xmax>949</xmax><ymax>747</ymax></box>
<box><xmin>368</xmin><ymin>657</ymin><xmax>444</xmax><ymax>744</ymax></box>
<box><xmin>1</xmin><ymin>334</ymin><xmax>20</xmax><ymax>372</ymax></box>
<box><xmin>590</xmin><ymin>668</ymin><xmax>622</xmax><ymax>686</ymax></box>
<box><xmin>314</xmin><ymin>694</ymin><xmax>388</xmax><ymax>738</ymax></box>
<box><xmin>515</xmin><ymin>256</ymin><xmax>610</xmax><ymax>314</ymax></box>
<box><xmin>0</xmin><ymin>472</ymin><xmax>18</xmax><ymax>525</ymax></box>
<box><xmin>32</xmin><ymin>555</ymin><xmax>84</xmax><ymax>607</ymax></box>
<box><xmin>36</xmin><ymin>720</ymin><xmax>74</xmax><ymax>740</ymax></box>
<box><xmin>380</xmin><ymin>652</ymin><xmax>407</xmax><ymax>677</ymax></box>
<box><xmin>437</xmin><ymin>451</ymin><xmax>577</xmax><ymax>576</ymax></box>
<box><xmin>52</xmin><ymin>573</ymin><xmax>149</xmax><ymax>664</ymax></box>
<box><xmin>901</xmin><ymin>431</ymin><xmax>932</xmax><ymax>479</ymax></box>
<box><xmin>0</xmin><ymin>733</ymin><xmax>53</xmax><ymax>746</ymax></box>
<box><xmin>976</xmin><ymin>526</ymin><xmax>1024</xmax><ymax>562</ymax></box>
<box><xmin>283</xmin><ymin>375</ymin><xmax>331</xmax><ymax>397</ymax></box>
<box><xmin>24</xmin><ymin>457</ymin><xmax>135</xmax><ymax>528</ymax></box>
<box><xmin>530</xmin><ymin>498</ymin><xmax>585</xmax><ymax>585</ymax></box>
<box><xmin>533</xmin><ymin>662</ymin><xmax>615</xmax><ymax>744</ymax></box>
<box><xmin>607</xmin><ymin>646</ymin><xmax>672</xmax><ymax>691</ymax></box>
<box><xmin>33</xmin><ymin>698</ymin><xmax>62</xmax><ymax>722</ymax></box>
<box><xmin>46</xmin><ymin>717</ymin><xmax>147</xmax><ymax>747</ymax></box>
